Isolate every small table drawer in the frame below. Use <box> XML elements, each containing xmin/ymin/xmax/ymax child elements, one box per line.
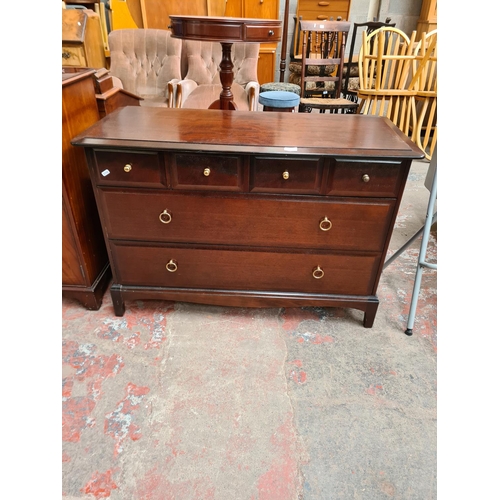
<box><xmin>327</xmin><ymin>160</ymin><xmax>405</xmax><ymax>197</ymax></box>
<box><xmin>111</xmin><ymin>241</ymin><xmax>379</xmax><ymax>296</ymax></box>
<box><xmin>250</xmin><ymin>156</ymin><xmax>323</xmax><ymax>194</ymax></box>
<box><xmin>170</xmin><ymin>153</ymin><xmax>243</xmax><ymax>191</ymax></box>
<box><xmin>100</xmin><ymin>190</ymin><xmax>394</xmax><ymax>252</ymax></box>
<box><xmin>94</xmin><ymin>150</ymin><xmax>165</xmax><ymax>188</ymax></box>
<box><xmin>299</xmin><ymin>0</ymin><xmax>350</xmax><ymax>11</ymax></box>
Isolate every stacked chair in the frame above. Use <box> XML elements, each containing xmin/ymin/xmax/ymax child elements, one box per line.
<box><xmin>356</xmin><ymin>26</ymin><xmax>438</xmax><ymax>160</ymax></box>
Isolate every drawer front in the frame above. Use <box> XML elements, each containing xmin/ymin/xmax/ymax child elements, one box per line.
<box><xmin>94</xmin><ymin>150</ymin><xmax>165</xmax><ymax>188</ymax></box>
<box><xmin>298</xmin><ymin>9</ymin><xmax>348</xmax><ymax>21</ymax></box>
<box><xmin>246</xmin><ymin>25</ymin><xmax>282</xmax><ymax>42</ymax></box>
<box><xmin>170</xmin><ymin>153</ymin><xmax>243</xmax><ymax>191</ymax></box>
<box><xmin>298</xmin><ymin>0</ymin><xmax>350</xmax><ymax>14</ymax></box>
<box><xmin>250</xmin><ymin>156</ymin><xmax>323</xmax><ymax>194</ymax></box>
<box><xmin>100</xmin><ymin>190</ymin><xmax>394</xmax><ymax>252</ymax></box>
<box><xmin>327</xmin><ymin>160</ymin><xmax>405</xmax><ymax>197</ymax></box>
<box><xmin>62</xmin><ymin>46</ymin><xmax>86</xmax><ymax>66</ymax></box>
<box><xmin>111</xmin><ymin>242</ymin><xmax>379</xmax><ymax>296</ymax></box>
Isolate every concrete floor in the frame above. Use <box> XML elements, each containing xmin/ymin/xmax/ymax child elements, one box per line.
<box><xmin>62</xmin><ymin>158</ymin><xmax>437</xmax><ymax>499</ymax></box>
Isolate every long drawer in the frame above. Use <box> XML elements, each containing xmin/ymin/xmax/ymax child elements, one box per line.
<box><xmin>99</xmin><ymin>189</ymin><xmax>395</xmax><ymax>252</ymax></box>
<box><xmin>110</xmin><ymin>241</ymin><xmax>380</xmax><ymax>296</ymax></box>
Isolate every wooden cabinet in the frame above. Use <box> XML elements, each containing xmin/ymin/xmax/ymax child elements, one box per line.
<box><xmin>72</xmin><ymin>106</ymin><xmax>423</xmax><ymax>326</ymax></box>
<box><xmin>62</xmin><ymin>68</ymin><xmax>110</xmax><ymax>309</ymax></box>
<box><xmin>226</xmin><ymin>0</ymin><xmax>280</xmax><ymax>83</ymax></box>
<box><xmin>62</xmin><ymin>8</ymin><xmax>107</xmax><ymax>68</ymax></box>
<box><xmin>291</xmin><ymin>0</ymin><xmax>351</xmax><ymax>59</ymax></box>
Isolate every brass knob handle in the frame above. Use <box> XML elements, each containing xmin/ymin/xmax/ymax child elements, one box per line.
<box><xmin>362</xmin><ymin>174</ymin><xmax>370</xmax><ymax>183</ymax></box>
<box><xmin>124</xmin><ymin>164</ymin><xmax>132</xmax><ymax>172</ymax></box>
<box><xmin>268</xmin><ymin>30</ymin><xmax>274</xmax><ymax>36</ymax></box>
<box><xmin>282</xmin><ymin>170</ymin><xmax>289</xmax><ymax>180</ymax></box>
<box><xmin>166</xmin><ymin>259</ymin><xmax>178</xmax><ymax>272</ymax></box>
<box><xmin>62</xmin><ymin>51</ymin><xmax>71</xmax><ymax>59</ymax></box>
<box><xmin>319</xmin><ymin>217</ymin><xmax>332</xmax><ymax>231</ymax></box>
<box><xmin>312</xmin><ymin>266</ymin><xmax>324</xmax><ymax>279</ymax></box>
<box><xmin>203</xmin><ymin>168</ymin><xmax>211</xmax><ymax>176</ymax></box>
<box><xmin>159</xmin><ymin>209</ymin><xmax>172</xmax><ymax>224</ymax></box>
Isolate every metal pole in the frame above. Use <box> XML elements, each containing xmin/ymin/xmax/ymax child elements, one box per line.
<box><xmin>279</xmin><ymin>0</ymin><xmax>291</xmax><ymax>82</ymax></box>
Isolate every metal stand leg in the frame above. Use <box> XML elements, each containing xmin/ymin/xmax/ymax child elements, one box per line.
<box><xmin>404</xmin><ymin>165</ymin><xmax>437</xmax><ymax>336</ymax></box>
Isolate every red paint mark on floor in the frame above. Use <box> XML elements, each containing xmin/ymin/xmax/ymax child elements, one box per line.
<box><xmin>296</xmin><ymin>332</ymin><xmax>333</xmax><ymax>344</ymax></box>
<box><xmin>81</xmin><ymin>469</ymin><xmax>119</xmax><ymax>498</ymax></box>
<box><xmin>135</xmin><ymin>469</ymin><xmax>215</xmax><ymax>500</ymax></box>
<box><xmin>104</xmin><ymin>382</ymin><xmax>150</xmax><ymax>456</ymax></box>
<box><xmin>62</xmin><ymin>396</ymin><xmax>96</xmax><ymax>442</ymax></box>
<box><xmin>257</xmin><ymin>414</ymin><xmax>300</xmax><ymax>499</ymax></box>
<box><xmin>366</xmin><ymin>384</ymin><xmax>384</xmax><ymax>395</ymax></box>
<box><xmin>290</xmin><ymin>370</ymin><xmax>307</xmax><ymax>384</ymax></box>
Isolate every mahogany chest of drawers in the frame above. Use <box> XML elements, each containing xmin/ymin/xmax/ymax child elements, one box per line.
<box><xmin>72</xmin><ymin>107</ymin><xmax>423</xmax><ymax>327</ymax></box>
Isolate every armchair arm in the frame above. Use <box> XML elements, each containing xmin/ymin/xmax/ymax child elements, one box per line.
<box><xmin>245</xmin><ymin>81</ymin><xmax>260</xmax><ymax>111</ymax></box>
<box><xmin>166</xmin><ymin>79</ymin><xmax>181</xmax><ymax>108</ymax></box>
<box><xmin>175</xmin><ymin>79</ymin><xmax>199</xmax><ymax>108</ymax></box>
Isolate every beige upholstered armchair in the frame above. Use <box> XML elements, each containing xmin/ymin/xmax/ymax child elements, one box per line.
<box><xmin>175</xmin><ymin>40</ymin><xmax>260</xmax><ymax>111</ymax></box>
<box><xmin>108</xmin><ymin>29</ymin><xmax>182</xmax><ymax>107</ymax></box>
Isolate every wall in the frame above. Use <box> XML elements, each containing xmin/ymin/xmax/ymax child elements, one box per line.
<box><xmin>275</xmin><ymin>0</ymin><xmax>423</xmax><ymax>81</ymax></box>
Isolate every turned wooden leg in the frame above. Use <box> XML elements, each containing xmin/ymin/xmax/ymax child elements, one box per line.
<box><xmin>209</xmin><ymin>42</ymin><xmax>237</xmax><ymax>110</ymax></box>
<box><xmin>363</xmin><ymin>300</ymin><xmax>379</xmax><ymax>328</ymax></box>
<box><xmin>110</xmin><ymin>284</ymin><xmax>125</xmax><ymax>316</ymax></box>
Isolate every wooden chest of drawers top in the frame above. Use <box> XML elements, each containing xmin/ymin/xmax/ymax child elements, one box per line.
<box><xmin>71</xmin><ymin>107</ymin><xmax>423</xmax><ymax>159</ymax></box>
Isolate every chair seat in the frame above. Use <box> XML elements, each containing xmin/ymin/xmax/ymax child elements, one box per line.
<box><xmin>259</xmin><ymin>91</ymin><xmax>301</xmax><ymax>108</ymax></box>
<box><xmin>300</xmin><ymin>96</ymin><xmax>358</xmax><ymax>109</ymax></box>
<box><xmin>260</xmin><ymin>82</ymin><xmax>301</xmax><ymax>95</ymax></box>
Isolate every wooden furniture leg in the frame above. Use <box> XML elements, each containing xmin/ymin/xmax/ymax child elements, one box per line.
<box><xmin>111</xmin><ymin>283</ymin><xmax>126</xmax><ymax>316</ymax></box>
<box><xmin>209</xmin><ymin>42</ymin><xmax>237</xmax><ymax>110</ymax></box>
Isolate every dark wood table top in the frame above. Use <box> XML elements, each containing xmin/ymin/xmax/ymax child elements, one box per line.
<box><xmin>169</xmin><ymin>15</ymin><xmax>282</xmax><ymax>43</ymax></box>
<box><xmin>71</xmin><ymin>106</ymin><xmax>424</xmax><ymax>160</ymax></box>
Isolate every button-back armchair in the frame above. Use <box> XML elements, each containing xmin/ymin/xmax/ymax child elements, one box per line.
<box><xmin>108</xmin><ymin>29</ymin><xmax>182</xmax><ymax>107</ymax></box>
<box><xmin>175</xmin><ymin>40</ymin><xmax>260</xmax><ymax>111</ymax></box>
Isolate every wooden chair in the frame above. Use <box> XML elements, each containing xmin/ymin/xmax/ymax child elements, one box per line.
<box><xmin>411</xmin><ymin>30</ymin><xmax>437</xmax><ymax>161</ymax></box>
<box><xmin>357</xmin><ymin>27</ymin><xmax>417</xmax><ymax>135</ymax></box>
<box><xmin>298</xmin><ymin>19</ymin><xmax>358</xmax><ymax>114</ymax></box>
<box><xmin>341</xmin><ymin>19</ymin><xmax>396</xmax><ymax>107</ymax></box>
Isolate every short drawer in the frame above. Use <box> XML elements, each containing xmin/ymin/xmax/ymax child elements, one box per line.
<box><xmin>250</xmin><ymin>156</ymin><xmax>323</xmax><ymax>194</ymax></box>
<box><xmin>298</xmin><ymin>0</ymin><xmax>350</xmax><ymax>13</ymax></box>
<box><xmin>62</xmin><ymin>46</ymin><xmax>86</xmax><ymax>66</ymax></box>
<box><xmin>110</xmin><ymin>241</ymin><xmax>380</xmax><ymax>296</ymax></box>
<box><xmin>99</xmin><ymin>189</ymin><xmax>394</xmax><ymax>252</ymax></box>
<box><xmin>327</xmin><ymin>160</ymin><xmax>406</xmax><ymax>197</ymax></box>
<box><xmin>246</xmin><ymin>25</ymin><xmax>282</xmax><ymax>42</ymax></box>
<box><xmin>298</xmin><ymin>9</ymin><xmax>348</xmax><ymax>21</ymax></box>
<box><xmin>94</xmin><ymin>150</ymin><xmax>165</xmax><ymax>188</ymax></box>
<box><xmin>170</xmin><ymin>153</ymin><xmax>243</xmax><ymax>191</ymax></box>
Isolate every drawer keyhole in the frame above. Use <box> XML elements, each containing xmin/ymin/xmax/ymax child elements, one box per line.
<box><xmin>166</xmin><ymin>259</ymin><xmax>178</xmax><ymax>272</ymax></box>
<box><xmin>362</xmin><ymin>174</ymin><xmax>370</xmax><ymax>183</ymax></box>
<box><xmin>319</xmin><ymin>216</ymin><xmax>332</xmax><ymax>231</ymax></box>
<box><xmin>312</xmin><ymin>266</ymin><xmax>324</xmax><ymax>279</ymax></box>
<box><xmin>159</xmin><ymin>209</ymin><xmax>172</xmax><ymax>224</ymax></box>
<box><xmin>203</xmin><ymin>168</ymin><xmax>211</xmax><ymax>176</ymax></box>
<box><xmin>124</xmin><ymin>164</ymin><xmax>132</xmax><ymax>173</ymax></box>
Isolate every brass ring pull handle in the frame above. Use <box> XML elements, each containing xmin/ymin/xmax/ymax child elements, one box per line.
<box><xmin>362</xmin><ymin>174</ymin><xmax>370</xmax><ymax>183</ymax></box>
<box><xmin>268</xmin><ymin>30</ymin><xmax>274</xmax><ymax>36</ymax></box>
<box><xmin>203</xmin><ymin>168</ymin><xmax>211</xmax><ymax>176</ymax></box>
<box><xmin>282</xmin><ymin>170</ymin><xmax>290</xmax><ymax>180</ymax></box>
<box><xmin>166</xmin><ymin>259</ymin><xmax>178</xmax><ymax>272</ymax></box>
<box><xmin>319</xmin><ymin>216</ymin><xmax>332</xmax><ymax>231</ymax></box>
<box><xmin>312</xmin><ymin>266</ymin><xmax>324</xmax><ymax>279</ymax></box>
<box><xmin>124</xmin><ymin>164</ymin><xmax>132</xmax><ymax>172</ymax></box>
<box><xmin>159</xmin><ymin>209</ymin><xmax>172</xmax><ymax>224</ymax></box>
